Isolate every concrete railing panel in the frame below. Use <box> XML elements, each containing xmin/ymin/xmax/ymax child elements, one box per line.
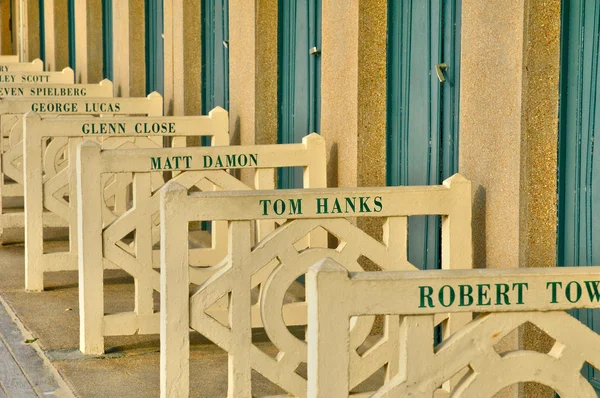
<box><xmin>0</xmin><ymin>58</ymin><xmax>43</xmax><ymax>72</ymax></box>
<box><xmin>0</xmin><ymin>67</ymin><xmax>75</xmax><ymax>84</ymax></box>
<box><xmin>0</xmin><ymin>92</ymin><xmax>162</xmax><ymax>243</ymax></box>
<box><xmin>22</xmin><ymin>108</ymin><xmax>228</xmax><ymax>292</ymax></box>
<box><xmin>0</xmin><ymin>55</ymin><xmax>20</xmax><ymax>63</ymax></box>
<box><xmin>307</xmin><ymin>260</ymin><xmax>600</xmax><ymax>397</ymax></box>
<box><xmin>159</xmin><ymin>175</ymin><xmax>472</xmax><ymax>397</ymax></box>
<box><xmin>77</xmin><ymin>133</ymin><xmax>326</xmax><ymax>355</ymax></box>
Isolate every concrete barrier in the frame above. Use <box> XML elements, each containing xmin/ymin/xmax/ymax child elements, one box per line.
<box><xmin>0</xmin><ymin>92</ymin><xmax>161</xmax><ymax>244</ymax></box>
<box><xmin>0</xmin><ymin>58</ymin><xmax>43</xmax><ymax>72</ymax></box>
<box><xmin>0</xmin><ymin>77</ymin><xmax>113</xmax><ymax>98</ymax></box>
<box><xmin>76</xmin><ymin>133</ymin><xmax>326</xmax><ymax>355</ymax></box>
<box><xmin>307</xmin><ymin>260</ymin><xmax>600</xmax><ymax>397</ymax></box>
<box><xmin>0</xmin><ymin>55</ymin><xmax>19</xmax><ymax>63</ymax></box>
<box><xmin>0</xmin><ymin>67</ymin><xmax>75</xmax><ymax>84</ymax></box>
<box><xmin>159</xmin><ymin>175</ymin><xmax>472</xmax><ymax>397</ymax></box>
<box><xmin>22</xmin><ymin>108</ymin><xmax>229</xmax><ymax>292</ymax></box>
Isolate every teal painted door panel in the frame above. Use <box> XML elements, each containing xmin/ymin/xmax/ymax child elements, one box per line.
<box><xmin>558</xmin><ymin>0</ymin><xmax>600</xmax><ymax>391</ymax></box>
<box><xmin>202</xmin><ymin>0</ymin><xmax>229</xmax><ymax>113</ymax></box>
<box><xmin>145</xmin><ymin>0</ymin><xmax>164</xmax><ymax>95</ymax></box>
<box><xmin>387</xmin><ymin>0</ymin><xmax>461</xmax><ymax>271</ymax></box>
<box><xmin>68</xmin><ymin>0</ymin><xmax>75</xmax><ymax>71</ymax></box>
<box><xmin>39</xmin><ymin>0</ymin><xmax>45</xmax><ymax>64</ymax></box>
<box><xmin>278</xmin><ymin>0</ymin><xmax>321</xmax><ymax>189</ymax></box>
<box><xmin>102</xmin><ymin>0</ymin><xmax>113</xmax><ymax>80</ymax></box>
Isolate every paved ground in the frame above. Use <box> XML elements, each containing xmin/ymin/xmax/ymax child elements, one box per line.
<box><xmin>0</xmin><ymin>242</ymin><xmax>384</xmax><ymax>397</ymax></box>
<box><xmin>0</xmin><ymin>294</ymin><xmax>71</xmax><ymax>397</ymax></box>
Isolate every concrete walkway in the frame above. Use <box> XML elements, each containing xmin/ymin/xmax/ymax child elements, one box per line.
<box><xmin>0</xmin><ymin>242</ymin><xmax>384</xmax><ymax>397</ymax></box>
<box><xmin>0</xmin><ymin>293</ymin><xmax>72</xmax><ymax>397</ymax></box>
<box><xmin>0</xmin><ymin>244</ymin><xmax>290</xmax><ymax>397</ymax></box>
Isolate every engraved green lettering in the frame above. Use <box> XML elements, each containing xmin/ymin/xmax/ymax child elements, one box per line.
<box><xmin>259</xmin><ymin>199</ymin><xmax>271</xmax><ymax>216</ymax></box>
<box><xmin>477</xmin><ymin>284</ymin><xmax>491</xmax><ymax>306</ymax></box>
<box><xmin>495</xmin><ymin>283</ymin><xmax>510</xmax><ymax>305</ymax></box>
<box><xmin>585</xmin><ymin>280</ymin><xmax>600</xmax><ymax>302</ymax></box>
<box><xmin>225</xmin><ymin>154</ymin><xmax>236</xmax><ymax>167</ymax></box>
<box><xmin>459</xmin><ymin>284</ymin><xmax>473</xmax><ymax>307</ymax></box>
<box><xmin>249</xmin><ymin>153</ymin><xmax>258</xmax><ymax>166</ymax></box>
<box><xmin>566</xmin><ymin>281</ymin><xmax>582</xmax><ymax>303</ymax></box>
<box><xmin>419</xmin><ymin>286</ymin><xmax>434</xmax><ymax>308</ymax></box>
<box><xmin>344</xmin><ymin>197</ymin><xmax>356</xmax><ymax>213</ymax></box>
<box><xmin>289</xmin><ymin>199</ymin><xmax>302</xmax><ymax>215</ymax></box>
<box><xmin>273</xmin><ymin>199</ymin><xmax>285</xmax><ymax>215</ymax></box>
<box><xmin>316</xmin><ymin>198</ymin><xmax>328</xmax><ymax>214</ymax></box>
<box><xmin>546</xmin><ymin>281</ymin><xmax>562</xmax><ymax>304</ymax></box>
<box><xmin>359</xmin><ymin>196</ymin><xmax>372</xmax><ymax>213</ymax></box>
<box><xmin>373</xmin><ymin>196</ymin><xmax>383</xmax><ymax>212</ymax></box>
<box><xmin>439</xmin><ymin>285</ymin><xmax>456</xmax><ymax>308</ymax></box>
<box><xmin>331</xmin><ymin>198</ymin><xmax>342</xmax><ymax>214</ymax></box>
<box><xmin>150</xmin><ymin>157</ymin><xmax>161</xmax><ymax>170</ymax></box>
<box><xmin>512</xmin><ymin>282</ymin><xmax>528</xmax><ymax>304</ymax></box>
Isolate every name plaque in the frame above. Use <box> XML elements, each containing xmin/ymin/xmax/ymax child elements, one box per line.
<box><xmin>0</xmin><ymin>79</ymin><xmax>113</xmax><ymax>97</ymax></box>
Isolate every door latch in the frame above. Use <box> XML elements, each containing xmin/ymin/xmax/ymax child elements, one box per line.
<box><xmin>309</xmin><ymin>47</ymin><xmax>321</xmax><ymax>56</ymax></box>
<box><xmin>435</xmin><ymin>63</ymin><xmax>448</xmax><ymax>83</ymax></box>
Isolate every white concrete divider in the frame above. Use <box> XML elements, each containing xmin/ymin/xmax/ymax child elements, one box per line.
<box><xmin>0</xmin><ymin>67</ymin><xmax>74</xmax><ymax>84</ymax></box>
<box><xmin>77</xmin><ymin>133</ymin><xmax>326</xmax><ymax>355</ymax></box>
<box><xmin>23</xmin><ymin>108</ymin><xmax>229</xmax><ymax>292</ymax></box>
<box><xmin>0</xmin><ymin>58</ymin><xmax>43</xmax><ymax>72</ymax></box>
<box><xmin>0</xmin><ymin>93</ymin><xmax>162</xmax><ymax>243</ymax></box>
<box><xmin>0</xmin><ymin>55</ymin><xmax>20</xmax><ymax>63</ymax></box>
<box><xmin>159</xmin><ymin>175</ymin><xmax>472</xmax><ymax>398</ymax></box>
<box><xmin>307</xmin><ymin>261</ymin><xmax>600</xmax><ymax>397</ymax></box>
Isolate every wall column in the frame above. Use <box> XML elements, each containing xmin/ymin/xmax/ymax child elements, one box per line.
<box><xmin>320</xmin><ymin>0</ymin><xmax>387</xmax><ymax>242</ymax></box>
<box><xmin>112</xmin><ymin>0</ymin><xmax>145</xmax><ymax>97</ymax></box>
<box><xmin>228</xmin><ymin>0</ymin><xmax>277</xmax><ymax>146</ymax></box>
<box><xmin>163</xmin><ymin>0</ymin><xmax>201</xmax><ymax>116</ymax></box>
<box><xmin>75</xmin><ymin>0</ymin><xmax>103</xmax><ymax>83</ymax></box>
<box><xmin>459</xmin><ymin>1</ymin><xmax>561</xmax><ymax>397</ymax></box>
<box><xmin>43</xmin><ymin>0</ymin><xmax>69</xmax><ymax>71</ymax></box>
<box><xmin>0</xmin><ymin>0</ymin><xmax>12</xmax><ymax>55</ymax></box>
<box><xmin>11</xmin><ymin>0</ymin><xmax>19</xmax><ymax>56</ymax></box>
<box><xmin>19</xmin><ymin>0</ymin><xmax>40</xmax><ymax>62</ymax></box>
